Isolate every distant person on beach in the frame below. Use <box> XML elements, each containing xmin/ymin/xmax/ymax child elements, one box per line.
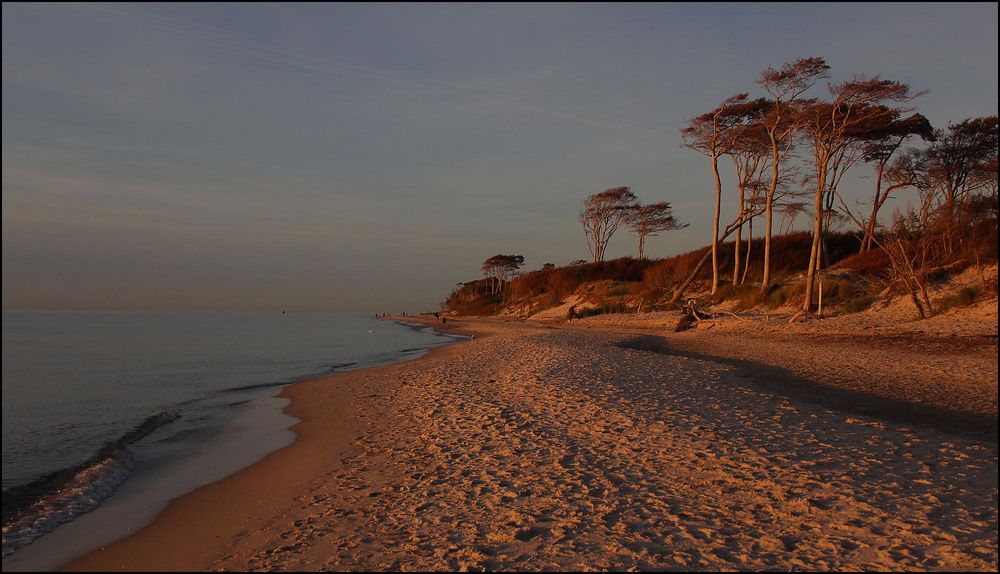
<box><xmin>567</xmin><ymin>305</ymin><xmax>577</xmax><ymax>322</ymax></box>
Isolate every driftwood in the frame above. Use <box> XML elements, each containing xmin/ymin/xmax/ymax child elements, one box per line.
<box><xmin>674</xmin><ymin>299</ymin><xmax>702</xmax><ymax>331</ymax></box>
<box><xmin>674</xmin><ymin>313</ymin><xmax>697</xmax><ymax>332</ymax></box>
<box><xmin>674</xmin><ymin>299</ymin><xmax>748</xmax><ymax>331</ymax></box>
<box><xmin>923</xmin><ymin>259</ymin><xmax>968</xmax><ymax>280</ymax></box>
<box><xmin>713</xmin><ymin>309</ymin><xmax>748</xmax><ymax>321</ymax></box>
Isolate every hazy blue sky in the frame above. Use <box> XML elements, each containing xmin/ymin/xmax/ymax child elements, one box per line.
<box><xmin>3</xmin><ymin>3</ymin><xmax>997</xmax><ymax>313</ymax></box>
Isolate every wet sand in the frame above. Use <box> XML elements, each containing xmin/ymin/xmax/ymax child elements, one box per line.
<box><xmin>62</xmin><ymin>318</ymin><xmax>997</xmax><ymax>571</ymax></box>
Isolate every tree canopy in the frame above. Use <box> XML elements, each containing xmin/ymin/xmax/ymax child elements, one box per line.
<box><xmin>578</xmin><ymin>187</ymin><xmax>639</xmax><ymax>262</ymax></box>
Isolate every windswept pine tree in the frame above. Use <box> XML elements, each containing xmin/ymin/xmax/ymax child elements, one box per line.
<box><xmin>725</xmin><ymin>116</ymin><xmax>771</xmax><ymax>285</ymax></box>
<box><xmin>626</xmin><ymin>202</ymin><xmax>687</xmax><ymax>259</ymax></box>
<box><xmin>756</xmin><ymin>57</ymin><xmax>830</xmax><ymax>294</ymax></box>
<box><xmin>919</xmin><ymin>116</ymin><xmax>999</xmax><ymax>230</ymax></box>
<box><xmin>481</xmin><ymin>254</ymin><xmax>525</xmax><ymax>295</ymax></box>
<box><xmin>682</xmin><ymin>94</ymin><xmax>771</xmax><ymax>295</ymax></box>
<box><xmin>796</xmin><ymin>76</ymin><xmax>922</xmax><ymax>317</ymax></box>
<box><xmin>578</xmin><ymin>187</ymin><xmax>639</xmax><ymax>263</ymax></box>
<box><xmin>857</xmin><ymin>113</ymin><xmax>935</xmax><ymax>253</ymax></box>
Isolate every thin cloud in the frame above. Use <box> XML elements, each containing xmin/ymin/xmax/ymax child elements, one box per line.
<box><xmin>79</xmin><ymin>3</ymin><xmax>674</xmax><ymax>143</ymax></box>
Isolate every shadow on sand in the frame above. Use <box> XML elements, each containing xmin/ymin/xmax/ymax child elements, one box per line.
<box><xmin>617</xmin><ymin>334</ymin><xmax>998</xmax><ymax>444</ymax></box>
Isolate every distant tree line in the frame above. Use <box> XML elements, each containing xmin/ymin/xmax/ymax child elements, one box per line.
<box><xmin>481</xmin><ymin>254</ymin><xmax>525</xmax><ymax>295</ymax></box>
<box><xmin>447</xmin><ymin>56</ymin><xmax>996</xmax><ymax>321</ymax></box>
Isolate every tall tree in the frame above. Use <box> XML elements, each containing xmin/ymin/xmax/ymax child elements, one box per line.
<box><xmin>757</xmin><ymin>57</ymin><xmax>830</xmax><ymax>294</ymax></box>
<box><xmin>797</xmin><ymin>77</ymin><xmax>920</xmax><ymax>316</ymax></box>
<box><xmin>682</xmin><ymin>94</ymin><xmax>769</xmax><ymax>295</ymax></box>
<box><xmin>669</xmin><ymin>170</ymin><xmax>775</xmax><ymax>303</ymax></box>
<box><xmin>778</xmin><ymin>201</ymin><xmax>808</xmax><ymax>234</ymax></box>
<box><xmin>668</xmin><ymin>195</ymin><xmax>767</xmax><ymax>304</ymax></box>
<box><xmin>921</xmin><ymin>116</ymin><xmax>999</xmax><ymax>226</ymax></box>
<box><xmin>481</xmin><ymin>254</ymin><xmax>525</xmax><ymax>295</ymax></box>
<box><xmin>858</xmin><ymin>113</ymin><xmax>935</xmax><ymax>252</ymax></box>
<box><xmin>726</xmin><ymin>120</ymin><xmax>771</xmax><ymax>285</ymax></box>
<box><xmin>481</xmin><ymin>257</ymin><xmax>501</xmax><ymax>295</ymax></box>
<box><xmin>739</xmin><ymin>179</ymin><xmax>771</xmax><ymax>285</ymax></box>
<box><xmin>578</xmin><ymin>187</ymin><xmax>639</xmax><ymax>262</ymax></box>
<box><xmin>626</xmin><ymin>202</ymin><xmax>688</xmax><ymax>259</ymax></box>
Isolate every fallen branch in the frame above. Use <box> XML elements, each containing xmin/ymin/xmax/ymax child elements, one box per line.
<box><xmin>714</xmin><ymin>310</ymin><xmax>748</xmax><ymax>321</ymax></box>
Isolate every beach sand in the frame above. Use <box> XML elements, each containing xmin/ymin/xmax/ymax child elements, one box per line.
<box><xmin>62</xmin><ymin>317</ymin><xmax>997</xmax><ymax>571</ymax></box>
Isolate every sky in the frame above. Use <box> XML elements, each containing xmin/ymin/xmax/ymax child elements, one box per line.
<box><xmin>3</xmin><ymin>2</ymin><xmax>998</xmax><ymax>313</ymax></box>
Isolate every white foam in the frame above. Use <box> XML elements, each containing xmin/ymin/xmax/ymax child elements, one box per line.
<box><xmin>2</xmin><ymin>449</ymin><xmax>134</xmax><ymax>558</ymax></box>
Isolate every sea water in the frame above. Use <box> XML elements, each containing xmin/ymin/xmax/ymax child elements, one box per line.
<box><xmin>1</xmin><ymin>311</ymin><xmax>457</xmax><ymax>569</ymax></box>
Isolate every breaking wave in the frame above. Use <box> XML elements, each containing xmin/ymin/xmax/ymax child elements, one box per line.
<box><xmin>1</xmin><ymin>410</ymin><xmax>180</xmax><ymax>558</ymax></box>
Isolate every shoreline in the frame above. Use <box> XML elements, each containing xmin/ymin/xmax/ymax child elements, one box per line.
<box><xmin>58</xmin><ymin>316</ymin><xmax>475</xmax><ymax>572</ymax></box>
<box><xmin>3</xmin><ymin>392</ymin><xmax>299</xmax><ymax>572</ymax></box>
<box><xmin>60</xmin><ymin>315</ymin><xmax>997</xmax><ymax>571</ymax></box>
<box><xmin>1</xmin><ymin>313</ymin><xmax>463</xmax><ymax>570</ymax></box>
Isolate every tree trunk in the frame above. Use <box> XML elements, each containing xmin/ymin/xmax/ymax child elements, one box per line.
<box><xmin>802</xmin><ymin>166</ymin><xmax>827</xmax><ymax>313</ymax></box>
<box><xmin>638</xmin><ymin>233</ymin><xmax>646</xmax><ymax>260</ymax></box>
<box><xmin>741</xmin><ymin>217</ymin><xmax>753</xmax><ymax>286</ymax></box>
<box><xmin>821</xmin><ymin>225</ymin><xmax>829</xmax><ymax>271</ymax></box>
<box><xmin>944</xmin><ymin>183</ymin><xmax>957</xmax><ymax>256</ymax></box>
<box><xmin>671</xmin><ymin>250</ymin><xmax>713</xmax><ymax>305</ymax></box>
<box><xmin>861</xmin><ymin>165</ymin><xmax>884</xmax><ymax>253</ymax></box>
<box><xmin>897</xmin><ymin>238</ymin><xmax>934</xmax><ymax>317</ymax></box>
<box><xmin>760</xmin><ymin>141</ymin><xmax>780</xmax><ymax>293</ymax></box>
<box><xmin>670</xmin><ymin>218</ymin><xmax>746</xmax><ymax>304</ymax></box>
<box><xmin>710</xmin><ymin>155</ymin><xmax>722</xmax><ymax>295</ymax></box>
<box><xmin>821</xmin><ymin>188</ymin><xmax>837</xmax><ymax>271</ymax></box>
<box><xmin>732</xmin><ymin>184</ymin><xmax>745</xmax><ymax>286</ymax></box>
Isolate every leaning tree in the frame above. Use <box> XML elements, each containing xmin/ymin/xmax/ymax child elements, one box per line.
<box><xmin>725</xmin><ymin>119</ymin><xmax>771</xmax><ymax>285</ymax></box>
<box><xmin>796</xmin><ymin>76</ymin><xmax>921</xmax><ymax>318</ymax></box>
<box><xmin>578</xmin><ymin>187</ymin><xmax>639</xmax><ymax>262</ymax></box>
<box><xmin>626</xmin><ymin>202</ymin><xmax>688</xmax><ymax>259</ymax></box>
<box><xmin>857</xmin><ymin>113</ymin><xmax>934</xmax><ymax>253</ymax></box>
<box><xmin>920</xmin><ymin>116</ymin><xmax>998</xmax><ymax>229</ymax></box>
<box><xmin>682</xmin><ymin>94</ymin><xmax>770</xmax><ymax>295</ymax></box>
<box><xmin>757</xmin><ymin>56</ymin><xmax>830</xmax><ymax>293</ymax></box>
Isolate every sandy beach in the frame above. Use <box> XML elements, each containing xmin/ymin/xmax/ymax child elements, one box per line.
<box><xmin>61</xmin><ymin>316</ymin><xmax>997</xmax><ymax>571</ymax></box>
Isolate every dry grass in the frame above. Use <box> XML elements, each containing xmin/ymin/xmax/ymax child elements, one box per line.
<box><xmin>448</xmin><ymin>219</ymin><xmax>997</xmax><ymax>317</ymax></box>
<box><xmin>933</xmin><ymin>286</ymin><xmax>983</xmax><ymax>313</ymax></box>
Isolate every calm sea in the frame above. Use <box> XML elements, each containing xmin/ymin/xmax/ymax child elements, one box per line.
<box><xmin>1</xmin><ymin>311</ymin><xmax>457</xmax><ymax>567</ymax></box>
